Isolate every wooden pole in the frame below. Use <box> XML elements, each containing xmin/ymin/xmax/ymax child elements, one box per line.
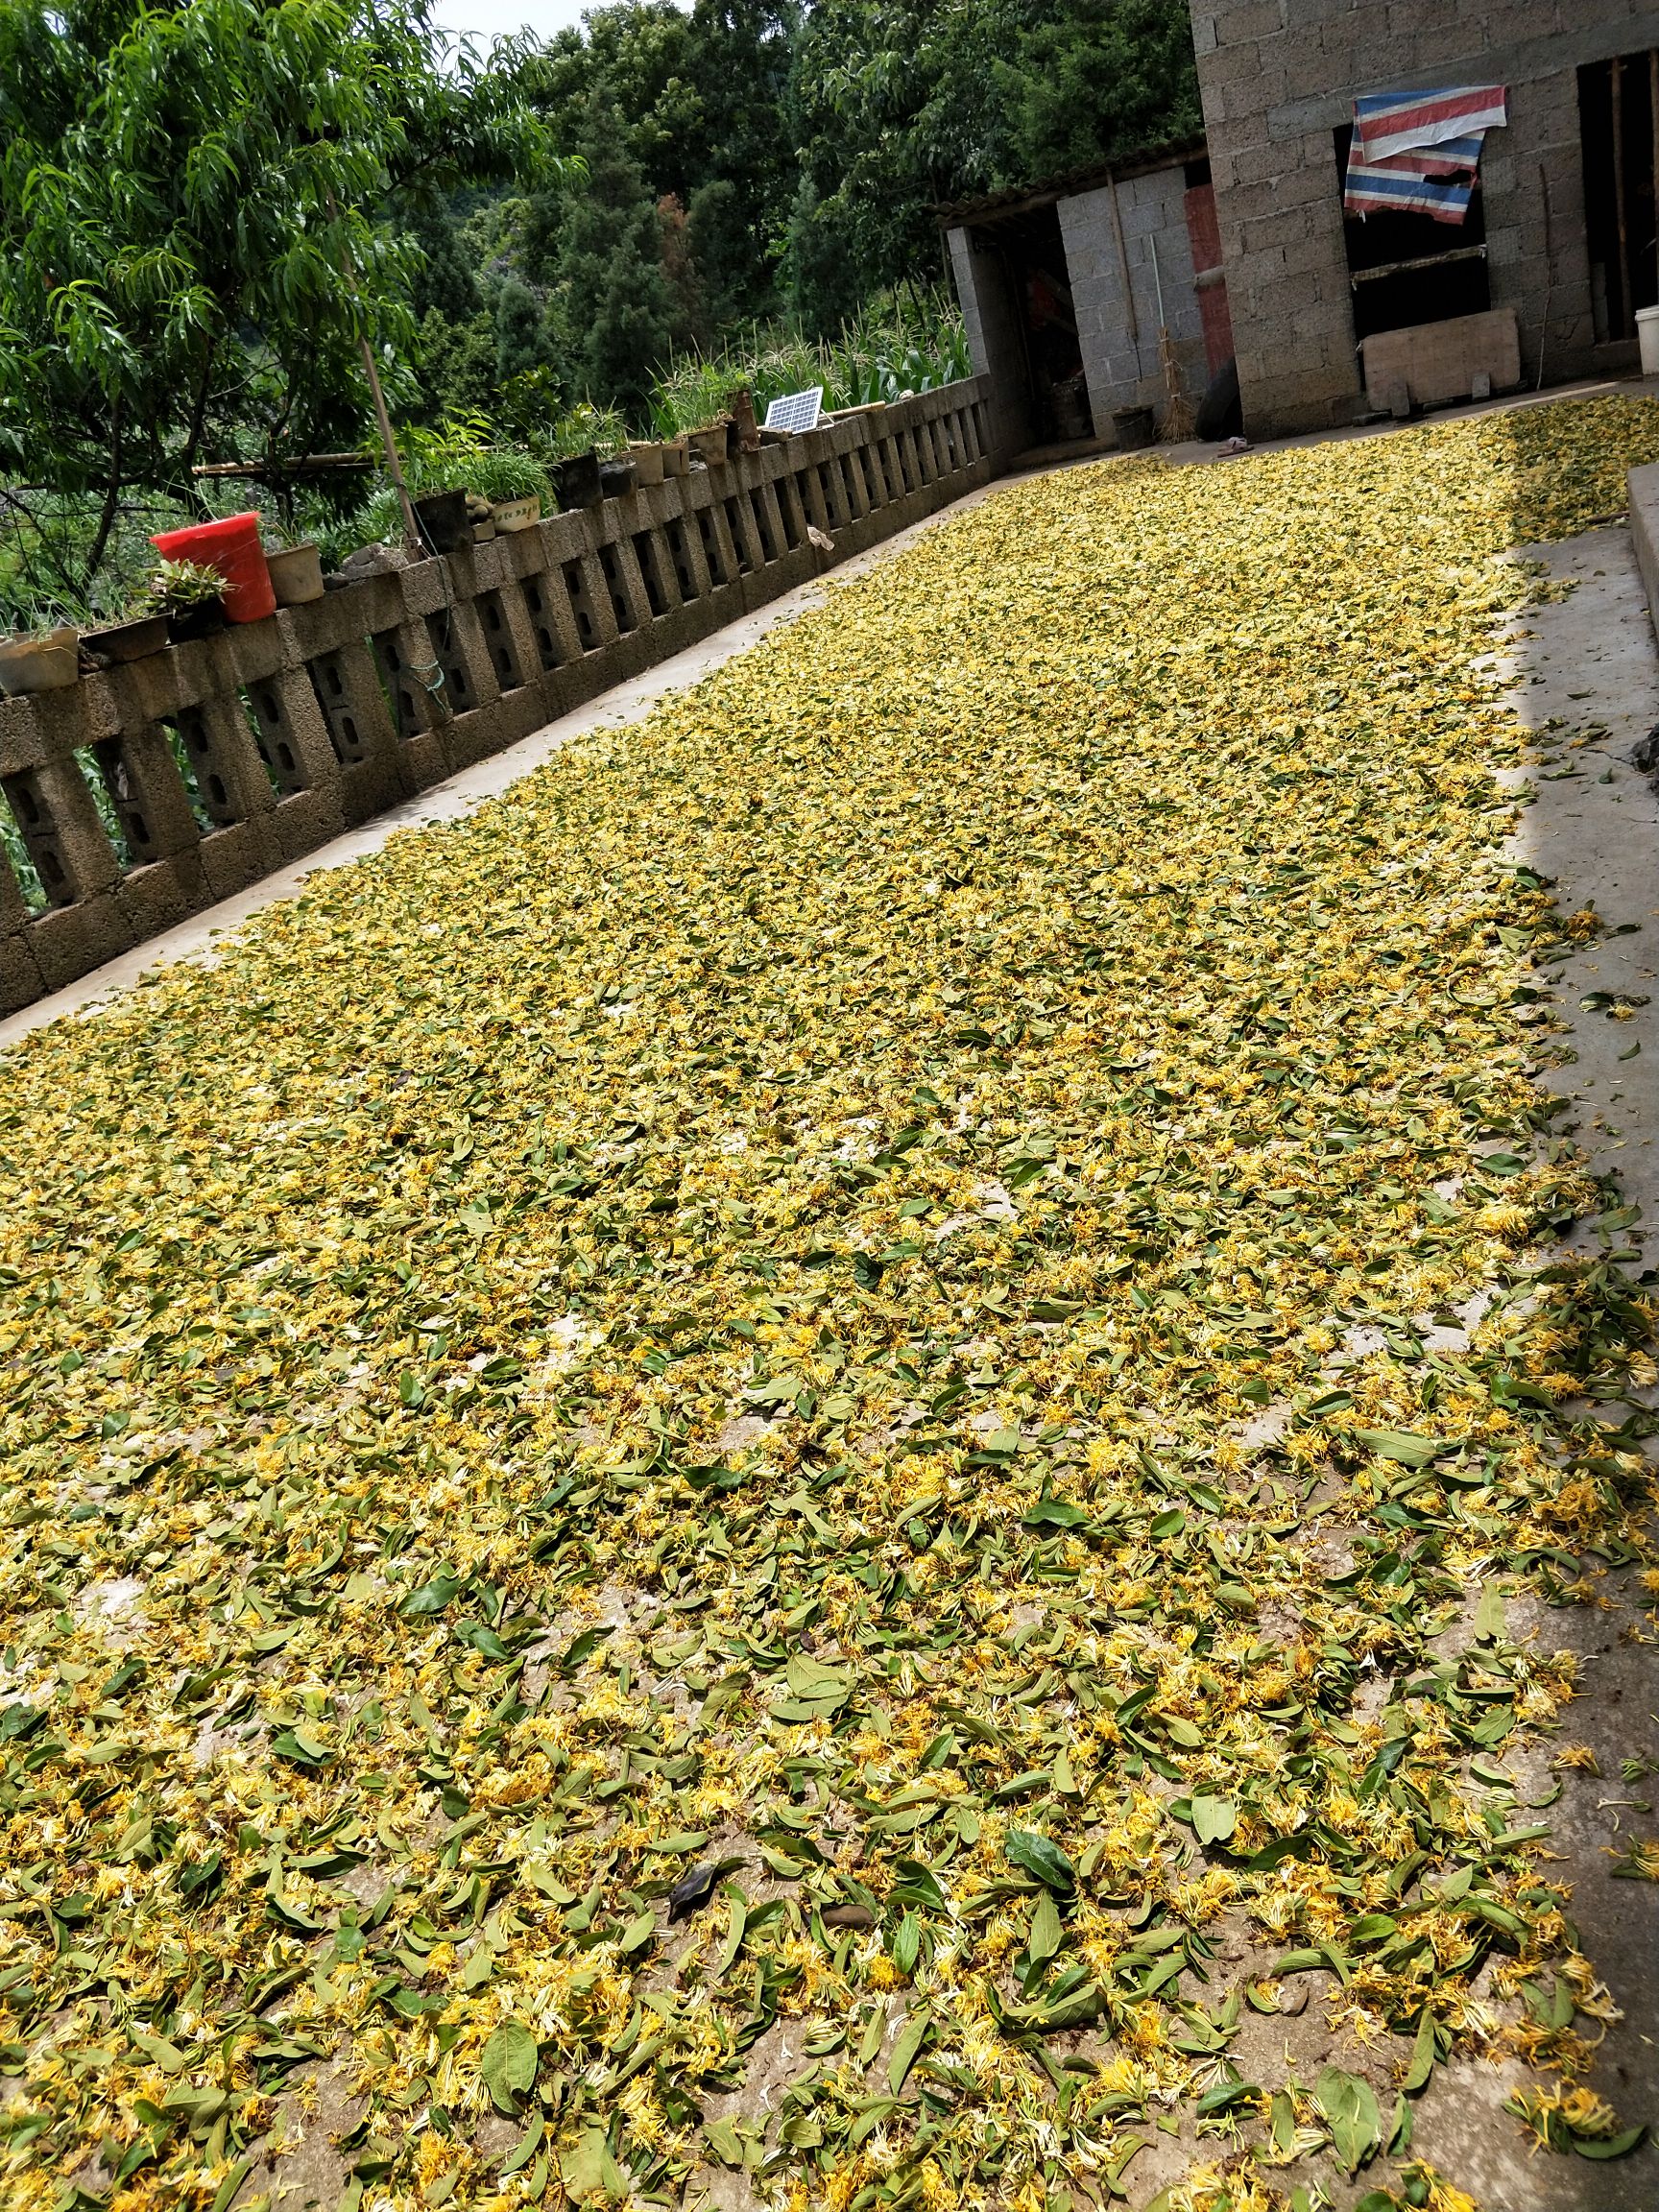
<box><xmin>1613</xmin><ymin>55</ymin><xmax>1631</xmax><ymax>336</ymax></box>
<box><xmin>359</xmin><ymin>331</ymin><xmax>422</xmax><ymax>558</ymax></box>
<box><xmin>326</xmin><ymin>192</ymin><xmax>421</xmax><ymax>557</ymax></box>
<box><xmin>1106</xmin><ymin>170</ymin><xmax>1142</xmax><ymax>374</ymax></box>
<box><xmin>1650</xmin><ymin>49</ymin><xmax>1659</xmax><ymax>301</ymax></box>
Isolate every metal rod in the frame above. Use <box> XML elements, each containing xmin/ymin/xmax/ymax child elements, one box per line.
<box><xmin>1614</xmin><ymin>54</ymin><xmax>1631</xmax><ymax>336</ymax></box>
<box><xmin>1651</xmin><ymin>49</ymin><xmax>1659</xmax><ymax>300</ymax></box>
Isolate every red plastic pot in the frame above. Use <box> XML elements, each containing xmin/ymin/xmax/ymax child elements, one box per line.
<box><xmin>150</xmin><ymin>512</ymin><xmax>276</xmax><ymax>624</ymax></box>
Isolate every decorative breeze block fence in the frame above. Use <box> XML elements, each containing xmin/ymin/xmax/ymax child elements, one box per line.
<box><xmin>0</xmin><ymin>378</ymin><xmax>993</xmax><ymax>1018</ymax></box>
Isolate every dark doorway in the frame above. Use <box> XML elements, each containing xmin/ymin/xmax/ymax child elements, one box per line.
<box><xmin>978</xmin><ymin>204</ymin><xmax>1090</xmax><ymax>446</ymax></box>
<box><xmin>1579</xmin><ymin>53</ymin><xmax>1659</xmax><ymax>343</ymax></box>
<box><xmin>1334</xmin><ymin>123</ymin><xmax>1491</xmax><ymax>343</ymax></box>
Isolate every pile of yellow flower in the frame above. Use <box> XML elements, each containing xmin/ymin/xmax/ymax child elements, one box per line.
<box><xmin>2</xmin><ymin>397</ymin><xmax>1657</xmax><ymax>2212</ymax></box>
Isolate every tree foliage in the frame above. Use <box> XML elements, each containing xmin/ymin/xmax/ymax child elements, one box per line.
<box><xmin>0</xmin><ymin>0</ymin><xmax>556</xmax><ymax>604</ymax></box>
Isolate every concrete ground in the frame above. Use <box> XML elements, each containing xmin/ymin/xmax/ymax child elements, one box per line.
<box><xmin>1405</xmin><ymin>522</ymin><xmax>1659</xmax><ymax>2212</ymax></box>
<box><xmin>6</xmin><ymin>383</ymin><xmax>1659</xmax><ymax>2212</ymax></box>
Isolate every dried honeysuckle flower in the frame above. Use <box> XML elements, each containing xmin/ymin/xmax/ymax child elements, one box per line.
<box><xmin>0</xmin><ymin>394</ymin><xmax>1656</xmax><ymax>2209</ymax></box>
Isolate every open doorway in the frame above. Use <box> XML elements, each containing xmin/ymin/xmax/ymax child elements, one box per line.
<box><xmin>1579</xmin><ymin>52</ymin><xmax>1659</xmax><ymax>344</ymax></box>
<box><xmin>1334</xmin><ymin>122</ymin><xmax>1491</xmax><ymax>343</ymax></box>
<box><xmin>972</xmin><ymin>204</ymin><xmax>1090</xmax><ymax>446</ymax></box>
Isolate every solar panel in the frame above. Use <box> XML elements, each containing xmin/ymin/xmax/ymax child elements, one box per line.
<box><xmin>763</xmin><ymin>386</ymin><xmax>824</xmax><ymax>434</ymax></box>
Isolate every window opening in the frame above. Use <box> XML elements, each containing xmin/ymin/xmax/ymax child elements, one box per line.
<box><xmin>1334</xmin><ymin>123</ymin><xmax>1491</xmax><ymax>341</ymax></box>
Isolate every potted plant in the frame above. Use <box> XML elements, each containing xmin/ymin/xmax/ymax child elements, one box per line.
<box><xmin>492</xmin><ymin>490</ymin><xmax>542</xmax><ymax>532</ymax></box>
<box><xmin>412</xmin><ymin>489</ymin><xmax>471</xmax><ymax>554</ymax></box>
<box><xmin>83</xmin><ymin>601</ymin><xmax>171</xmax><ymax>665</ymax></box>
<box><xmin>548</xmin><ymin>405</ymin><xmax>626</xmax><ymax>512</ymax></box>
<box><xmin>0</xmin><ymin>620</ymin><xmax>80</xmax><ymax>695</ymax></box>
<box><xmin>264</xmin><ymin>524</ymin><xmax>325</xmax><ymax>607</ymax></box>
<box><xmin>660</xmin><ymin>437</ymin><xmax>689</xmax><ymax>478</ymax></box>
<box><xmin>729</xmin><ymin>387</ymin><xmax>760</xmax><ymax>454</ymax></box>
<box><xmin>597</xmin><ymin>453</ymin><xmax>638</xmax><ymax>498</ymax></box>
<box><xmin>147</xmin><ymin>557</ymin><xmax>228</xmax><ymax>643</ymax></box>
<box><xmin>627</xmin><ymin>440</ymin><xmax>665</xmax><ymax>488</ymax></box>
<box><xmin>688</xmin><ymin>417</ymin><xmax>732</xmax><ymax>470</ymax></box>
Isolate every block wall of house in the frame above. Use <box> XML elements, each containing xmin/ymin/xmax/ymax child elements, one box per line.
<box><xmin>1191</xmin><ymin>0</ymin><xmax>1659</xmax><ymax>435</ymax></box>
<box><xmin>1060</xmin><ymin>166</ymin><xmax>1212</xmax><ymax>430</ymax></box>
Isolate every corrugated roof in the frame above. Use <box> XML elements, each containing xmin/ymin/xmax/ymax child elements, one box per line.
<box><xmin>935</xmin><ymin>139</ymin><xmax>1209</xmax><ymax>228</ymax></box>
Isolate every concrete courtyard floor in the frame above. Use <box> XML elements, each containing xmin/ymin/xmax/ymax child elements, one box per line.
<box><xmin>3</xmin><ymin>392</ymin><xmax>1658</xmax><ymax>2212</ymax></box>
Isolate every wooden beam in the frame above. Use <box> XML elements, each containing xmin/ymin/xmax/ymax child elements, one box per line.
<box><xmin>1349</xmin><ymin>243</ymin><xmax>1488</xmax><ymax>287</ymax></box>
<box><xmin>191</xmin><ymin>456</ymin><xmax>373</xmax><ymax>480</ymax></box>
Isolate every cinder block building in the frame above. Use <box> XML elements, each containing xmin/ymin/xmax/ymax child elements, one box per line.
<box><xmin>945</xmin><ymin>0</ymin><xmax>1659</xmax><ymax>451</ymax></box>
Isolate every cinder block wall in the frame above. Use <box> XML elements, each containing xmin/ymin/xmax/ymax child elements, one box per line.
<box><xmin>1192</xmin><ymin>0</ymin><xmax>1659</xmax><ymax>437</ymax></box>
<box><xmin>1061</xmin><ymin>166</ymin><xmax>1211</xmax><ymax>429</ymax></box>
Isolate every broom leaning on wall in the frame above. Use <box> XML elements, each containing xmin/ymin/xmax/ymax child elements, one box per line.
<box><xmin>1150</xmin><ymin>234</ymin><xmax>1196</xmax><ymax>444</ymax></box>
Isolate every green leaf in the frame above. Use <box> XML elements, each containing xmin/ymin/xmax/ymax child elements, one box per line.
<box><xmin>1022</xmin><ymin>1497</ymin><xmax>1086</xmax><ymax>1528</ymax></box>
<box><xmin>1354</xmin><ymin>1429</ymin><xmax>1449</xmax><ymax>1468</ymax></box>
<box><xmin>269</xmin><ymin>1727</ymin><xmax>331</xmax><ymax>1767</ymax></box>
<box><xmin>480</xmin><ymin>2020</ymin><xmax>539</xmax><ymax>2113</ymax></box>
<box><xmin>712</xmin><ymin>1888</ymin><xmax>747</xmax><ymax>1977</ymax></box>
<box><xmin>561</xmin><ymin>2128</ymin><xmax>627</xmax><ymax>2197</ymax></box>
<box><xmin>887</xmin><ymin>2007</ymin><xmax>931</xmax><ymax>2094</ymax></box>
<box><xmin>1575</xmin><ymin>2127</ymin><xmax>1645</xmax><ymax>2159</ymax></box>
<box><xmin>1026</xmin><ymin>1888</ymin><xmax>1062</xmax><ymax>1963</ymax></box>
<box><xmin>399</xmin><ymin>1573</ymin><xmax>463</xmax><ymax>1618</ymax></box>
<box><xmin>618</xmin><ymin>1909</ymin><xmax>657</xmax><ymax>1955</ymax></box>
<box><xmin>1190</xmin><ymin>1794</ymin><xmax>1238</xmax><ymax>1847</ymax></box>
<box><xmin>891</xmin><ymin>1909</ymin><xmax>921</xmax><ymax>1974</ymax></box>
<box><xmin>1472</xmin><ymin>1582</ymin><xmax>1506</xmax><ymax>1643</ymax></box>
<box><xmin>1403</xmin><ymin>2008</ymin><xmax>1436</xmax><ymax>2094</ymax></box>
<box><xmin>1005</xmin><ymin>1829</ymin><xmax>1075</xmax><ymax>1892</ymax></box>
<box><xmin>1315</xmin><ymin>2066</ymin><xmax>1382</xmax><ymax>2174</ymax></box>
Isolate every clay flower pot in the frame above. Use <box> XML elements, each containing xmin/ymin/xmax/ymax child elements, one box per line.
<box><xmin>554</xmin><ymin>452</ymin><xmax>603</xmax><ymax>510</ymax></box>
<box><xmin>266</xmin><ymin>543</ymin><xmax>325</xmax><ymax>606</ymax></box>
<box><xmin>660</xmin><ymin>438</ymin><xmax>689</xmax><ymax>477</ymax></box>
<box><xmin>627</xmin><ymin>443</ymin><xmax>665</xmax><ymax>488</ymax></box>
<box><xmin>492</xmin><ymin>493</ymin><xmax>542</xmax><ymax>533</ymax></box>
<box><xmin>84</xmin><ymin>613</ymin><xmax>171</xmax><ymax>665</ymax></box>
<box><xmin>412</xmin><ymin>489</ymin><xmax>471</xmax><ymax>554</ymax></box>
<box><xmin>689</xmin><ymin>423</ymin><xmax>730</xmax><ymax>470</ymax></box>
<box><xmin>0</xmin><ymin>628</ymin><xmax>80</xmax><ymax>694</ymax></box>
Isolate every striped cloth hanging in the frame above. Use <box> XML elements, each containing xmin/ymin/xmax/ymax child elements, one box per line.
<box><xmin>1344</xmin><ymin>85</ymin><xmax>1508</xmax><ymax>225</ymax></box>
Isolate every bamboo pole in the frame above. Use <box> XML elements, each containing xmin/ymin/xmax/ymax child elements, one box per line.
<box><xmin>327</xmin><ymin>192</ymin><xmax>421</xmax><ymax>557</ymax></box>
<box><xmin>1106</xmin><ymin>170</ymin><xmax>1142</xmax><ymax>375</ymax></box>
<box><xmin>1614</xmin><ymin>56</ymin><xmax>1631</xmax><ymax>336</ymax></box>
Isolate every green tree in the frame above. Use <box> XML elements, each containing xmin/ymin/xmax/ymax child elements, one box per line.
<box><xmin>533</xmin><ymin>94</ymin><xmax>677</xmax><ymax>417</ymax></box>
<box><xmin>782</xmin><ymin>0</ymin><xmax>1199</xmax><ymax>327</ymax></box>
<box><xmin>0</xmin><ymin>0</ymin><xmax>558</xmax><ymax>610</ymax></box>
<box><xmin>494</xmin><ymin>275</ymin><xmax>553</xmax><ymax>387</ymax></box>
<box><xmin>996</xmin><ymin>0</ymin><xmax>1202</xmax><ymax>181</ymax></box>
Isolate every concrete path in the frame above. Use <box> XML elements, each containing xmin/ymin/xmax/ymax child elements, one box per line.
<box><xmin>1407</xmin><ymin>523</ymin><xmax>1659</xmax><ymax>2211</ymax></box>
